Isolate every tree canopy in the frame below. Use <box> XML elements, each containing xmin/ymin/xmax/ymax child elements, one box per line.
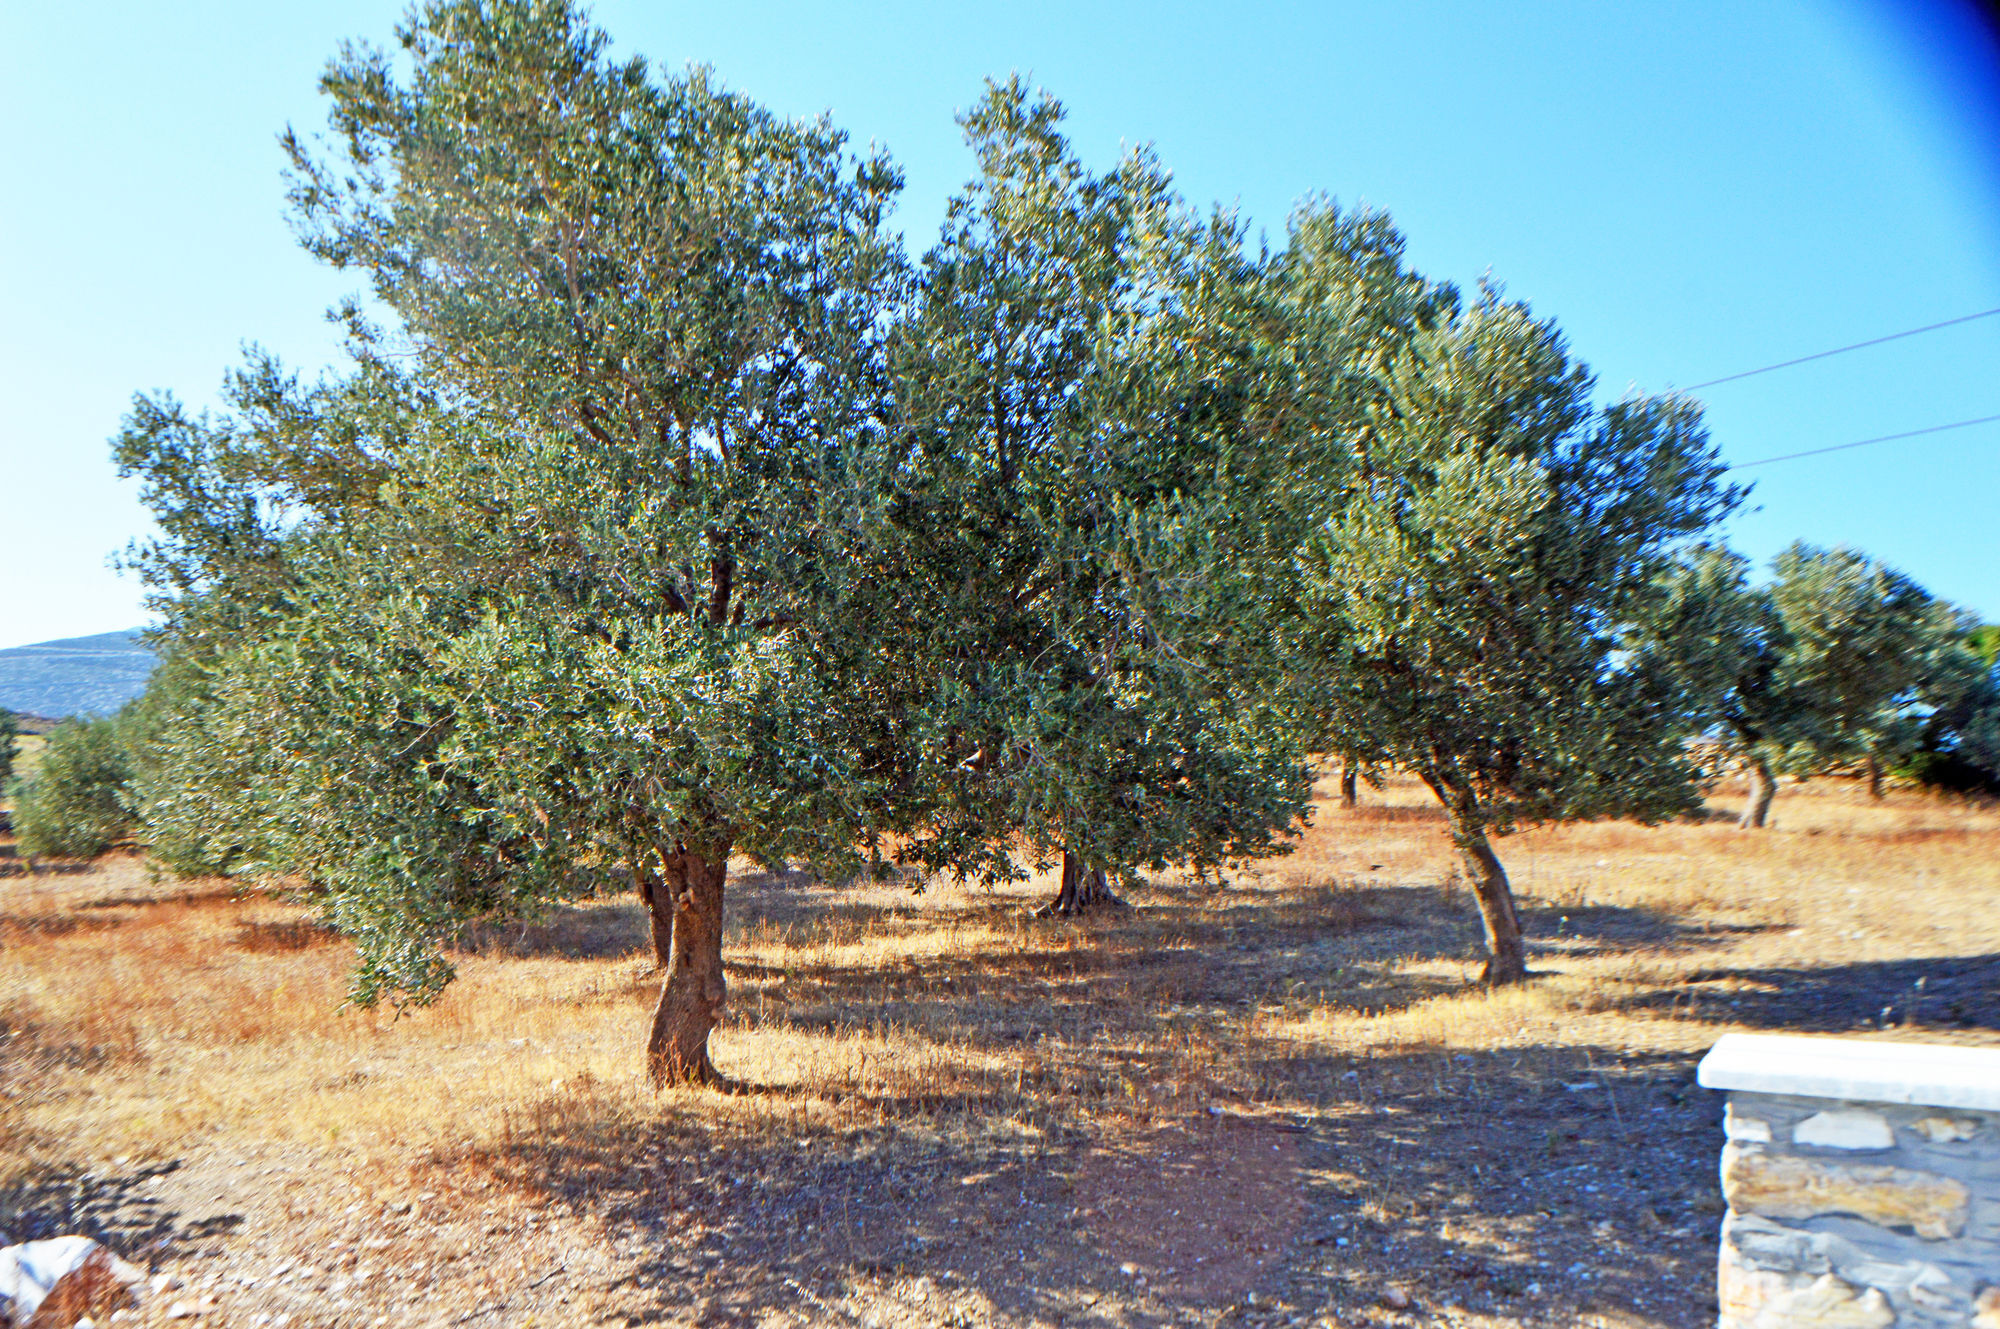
<box><xmin>882</xmin><ymin>79</ymin><xmax>1309</xmax><ymax>914</ymax></box>
<box><xmin>114</xmin><ymin>0</ymin><xmax>1315</xmax><ymax>1081</ymax></box>
<box><xmin>122</xmin><ymin>0</ymin><xmax>929</xmax><ymax>1081</ymax></box>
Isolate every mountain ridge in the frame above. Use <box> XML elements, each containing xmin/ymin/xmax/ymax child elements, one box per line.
<box><xmin>0</xmin><ymin>628</ymin><xmax>157</xmax><ymax>719</ymax></box>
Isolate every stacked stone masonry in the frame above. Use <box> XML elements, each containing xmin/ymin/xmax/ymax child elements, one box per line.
<box><xmin>1698</xmin><ymin>1034</ymin><xmax>2000</xmax><ymax>1329</ymax></box>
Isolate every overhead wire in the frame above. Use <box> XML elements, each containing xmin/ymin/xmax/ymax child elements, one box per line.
<box><xmin>1726</xmin><ymin>412</ymin><xmax>2000</xmax><ymax>469</ymax></box>
<box><xmin>1663</xmin><ymin>304</ymin><xmax>2000</xmax><ymax>468</ymax></box>
<box><xmin>1683</xmin><ymin>305</ymin><xmax>2000</xmax><ymax>390</ymax></box>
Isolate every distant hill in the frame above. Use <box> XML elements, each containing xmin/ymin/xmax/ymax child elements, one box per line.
<box><xmin>0</xmin><ymin>629</ymin><xmax>157</xmax><ymax>719</ymax></box>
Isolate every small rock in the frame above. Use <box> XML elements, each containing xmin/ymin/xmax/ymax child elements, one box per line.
<box><xmin>167</xmin><ymin>1300</ymin><xmax>198</xmax><ymax>1319</ymax></box>
<box><xmin>1380</xmin><ymin>1287</ymin><xmax>1410</xmax><ymax>1309</ymax></box>
<box><xmin>1794</xmin><ymin>1109</ymin><xmax>1893</xmax><ymax>1151</ymax></box>
<box><xmin>1912</xmin><ymin>1116</ymin><xmax>1979</xmax><ymax>1144</ymax></box>
<box><xmin>1120</xmin><ymin>1262</ymin><xmax>1140</xmax><ymax>1277</ymax></box>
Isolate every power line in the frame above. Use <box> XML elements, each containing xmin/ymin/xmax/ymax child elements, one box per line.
<box><xmin>1727</xmin><ymin>412</ymin><xmax>2000</xmax><ymax>469</ymax></box>
<box><xmin>1685</xmin><ymin>306</ymin><xmax>2000</xmax><ymax>391</ymax></box>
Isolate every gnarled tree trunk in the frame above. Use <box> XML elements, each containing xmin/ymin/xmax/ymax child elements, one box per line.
<box><xmin>1339</xmin><ymin>757</ymin><xmax>1359</xmax><ymax>809</ymax></box>
<box><xmin>1034</xmin><ymin>846</ymin><xmax>1125</xmax><ymax>918</ymax></box>
<box><xmin>644</xmin><ymin>835</ymin><xmax>733</xmax><ymax>1086</ymax></box>
<box><xmin>1866</xmin><ymin>754</ymin><xmax>1884</xmax><ymax>800</ymax></box>
<box><xmin>1425</xmin><ymin>776</ymin><xmax>1528</xmax><ymax>985</ymax></box>
<box><xmin>1456</xmin><ymin>829</ymin><xmax>1527</xmax><ymax>984</ymax></box>
<box><xmin>1740</xmin><ymin>756</ymin><xmax>1776</xmax><ymax>829</ymax></box>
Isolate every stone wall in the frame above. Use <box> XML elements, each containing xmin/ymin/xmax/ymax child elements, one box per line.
<box><xmin>1698</xmin><ymin>1034</ymin><xmax>2000</xmax><ymax>1328</ymax></box>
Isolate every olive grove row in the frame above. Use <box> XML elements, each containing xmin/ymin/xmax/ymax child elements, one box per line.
<box><xmin>9</xmin><ymin>0</ymin><xmax>1996</xmax><ymax>1084</ymax></box>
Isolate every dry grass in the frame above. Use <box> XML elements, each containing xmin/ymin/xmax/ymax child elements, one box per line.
<box><xmin>0</xmin><ymin>772</ymin><xmax>1995</xmax><ymax>1328</ymax></box>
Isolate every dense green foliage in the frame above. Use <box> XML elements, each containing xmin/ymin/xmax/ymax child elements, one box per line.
<box><xmin>0</xmin><ymin>709</ymin><xmax>15</xmax><ymax>791</ymax></box>
<box><xmin>1762</xmin><ymin>543</ymin><xmax>1963</xmax><ymax>783</ymax></box>
<box><xmin>1893</xmin><ymin>619</ymin><xmax>2000</xmax><ymax>795</ymax></box>
<box><xmin>9</xmin><ymin>712</ymin><xmax>137</xmax><ymax>859</ymax></box>
<box><xmin>1649</xmin><ymin>544</ymin><xmax>1997</xmax><ymax>819</ymax></box>
<box><xmin>883</xmin><ymin>80</ymin><xmax>1310</xmax><ymax>904</ymax></box>
<box><xmin>111</xmin><ymin>1</ymin><xmax>1317</xmax><ymax>1074</ymax></box>
<box><xmin>121</xmin><ymin>0</ymin><xmax>923</xmax><ymax>1032</ymax></box>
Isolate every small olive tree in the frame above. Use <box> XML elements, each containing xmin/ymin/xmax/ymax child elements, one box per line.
<box><xmin>1644</xmin><ymin>546</ymin><xmax>1802</xmax><ymax>827</ymax></box>
<box><xmin>9</xmin><ymin>713</ymin><xmax>136</xmax><ymax>859</ymax></box>
<box><xmin>1765</xmin><ymin>543</ymin><xmax>1968</xmax><ymax>798</ymax></box>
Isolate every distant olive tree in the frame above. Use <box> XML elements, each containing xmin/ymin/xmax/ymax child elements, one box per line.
<box><xmin>1765</xmin><ymin>543</ymin><xmax>1967</xmax><ymax>799</ymax></box>
<box><xmin>10</xmin><ymin>713</ymin><xmax>136</xmax><ymax>859</ymax></box>
<box><xmin>1644</xmin><ymin>546</ymin><xmax>1802</xmax><ymax>828</ymax></box>
<box><xmin>1651</xmin><ymin>544</ymin><xmax>1991</xmax><ymax>822</ymax></box>
<box><xmin>1890</xmin><ymin>620</ymin><xmax>2000</xmax><ymax>795</ymax></box>
<box><xmin>0</xmin><ymin>709</ymin><xmax>16</xmax><ymax>792</ymax></box>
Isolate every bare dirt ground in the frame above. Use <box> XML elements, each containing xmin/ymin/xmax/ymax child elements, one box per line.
<box><xmin>2</xmin><ymin>772</ymin><xmax>1996</xmax><ymax>1328</ymax></box>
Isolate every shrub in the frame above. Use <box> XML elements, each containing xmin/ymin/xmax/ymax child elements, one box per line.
<box><xmin>9</xmin><ymin>714</ymin><xmax>135</xmax><ymax>858</ymax></box>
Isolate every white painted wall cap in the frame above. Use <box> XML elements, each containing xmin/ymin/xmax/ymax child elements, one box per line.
<box><xmin>1697</xmin><ymin>1033</ymin><xmax>2000</xmax><ymax>1111</ymax></box>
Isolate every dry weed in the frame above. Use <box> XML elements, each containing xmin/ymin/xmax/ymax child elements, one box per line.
<box><xmin>0</xmin><ymin>773</ymin><xmax>1993</xmax><ymax>1327</ymax></box>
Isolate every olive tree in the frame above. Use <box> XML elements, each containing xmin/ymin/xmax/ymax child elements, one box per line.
<box><xmin>1290</xmin><ymin>287</ymin><xmax>1739</xmax><ymax>982</ymax></box>
<box><xmin>886</xmin><ymin>80</ymin><xmax>1309</xmax><ymax>916</ymax></box>
<box><xmin>122</xmin><ymin>0</ymin><xmax>920</xmax><ymax>1084</ymax></box>
<box><xmin>1644</xmin><ymin>546</ymin><xmax>1801</xmax><ymax>827</ymax></box>
<box><xmin>9</xmin><ymin>713</ymin><xmax>136</xmax><ymax>859</ymax></box>
<box><xmin>1764</xmin><ymin>543</ymin><xmax>1966</xmax><ymax>799</ymax></box>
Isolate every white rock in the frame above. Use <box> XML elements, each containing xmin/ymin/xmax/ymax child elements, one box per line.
<box><xmin>1793</xmin><ymin>1108</ymin><xmax>1894</xmax><ymax>1150</ymax></box>
<box><xmin>0</xmin><ymin>1236</ymin><xmax>144</xmax><ymax>1326</ymax></box>
<box><xmin>1723</xmin><ymin>1104</ymin><xmax>1772</xmax><ymax>1142</ymax></box>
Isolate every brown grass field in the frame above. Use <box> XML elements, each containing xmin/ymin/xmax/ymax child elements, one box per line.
<box><xmin>2</xmin><ymin>771</ymin><xmax>1996</xmax><ymax>1328</ymax></box>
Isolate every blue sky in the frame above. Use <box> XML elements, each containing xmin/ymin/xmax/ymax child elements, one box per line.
<box><xmin>3</xmin><ymin>0</ymin><xmax>1996</xmax><ymax>650</ymax></box>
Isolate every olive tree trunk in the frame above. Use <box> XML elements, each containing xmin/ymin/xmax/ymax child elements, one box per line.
<box><xmin>1425</xmin><ymin>777</ymin><xmax>1528</xmax><ymax>985</ymax></box>
<box><xmin>634</xmin><ymin>864</ymin><xmax>672</xmax><ymax>966</ymax></box>
<box><xmin>1339</xmin><ymin>758</ymin><xmax>1359</xmax><ymax>809</ymax></box>
<box><xmin>1457</xmin><ymin>829</ymin><xmax>1528</xmax><ymax>984</ymax></box>
<box><xmin>1866</xmin><ymin>754</ymin><xmax>1884</xmax><ymax>800</ymax></box>
<box><xmin>1034</xmin><ymin>846</ymin><xmax>1125</xmax><ymax>918</ymax></box>
<box><xmin>1740</xmin><ymin>756</ymin><xmax>1777</xmax><ymax>829</ymax></box>
<box><xmin>643</xmin><ymin>836</ymin><xmax>733</xmax><ymax>1086</ymax></box>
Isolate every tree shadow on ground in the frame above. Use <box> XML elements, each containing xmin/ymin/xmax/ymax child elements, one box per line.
<box><xmin>1614</xmin><ymin>952</ymin><xmax>2000</xmax><ymax>1034</ymax></box>
<box><xmin>423</xmin><ymin>869</ymin><xmax>1761</xmax><ymax>1326</ymax></box>
<box><xmin>1517</xmin><ymin>900</ymin><xmax>1784</xmax><ymax>960</ymax></box>
<box><xmin>0</xmin><ymin>1160</ymin><xmax>197</xmax><ymax>1255</ymax></box>
<box><xmin>461</xmin><ymin>1038</ymin><xmax>1726</xmax><ymax>1328</ymax></box>
<box><xmin>719</xmin><ymin>873</ymin><xmax>1758</xmax><ymax>1050</ymax></box>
